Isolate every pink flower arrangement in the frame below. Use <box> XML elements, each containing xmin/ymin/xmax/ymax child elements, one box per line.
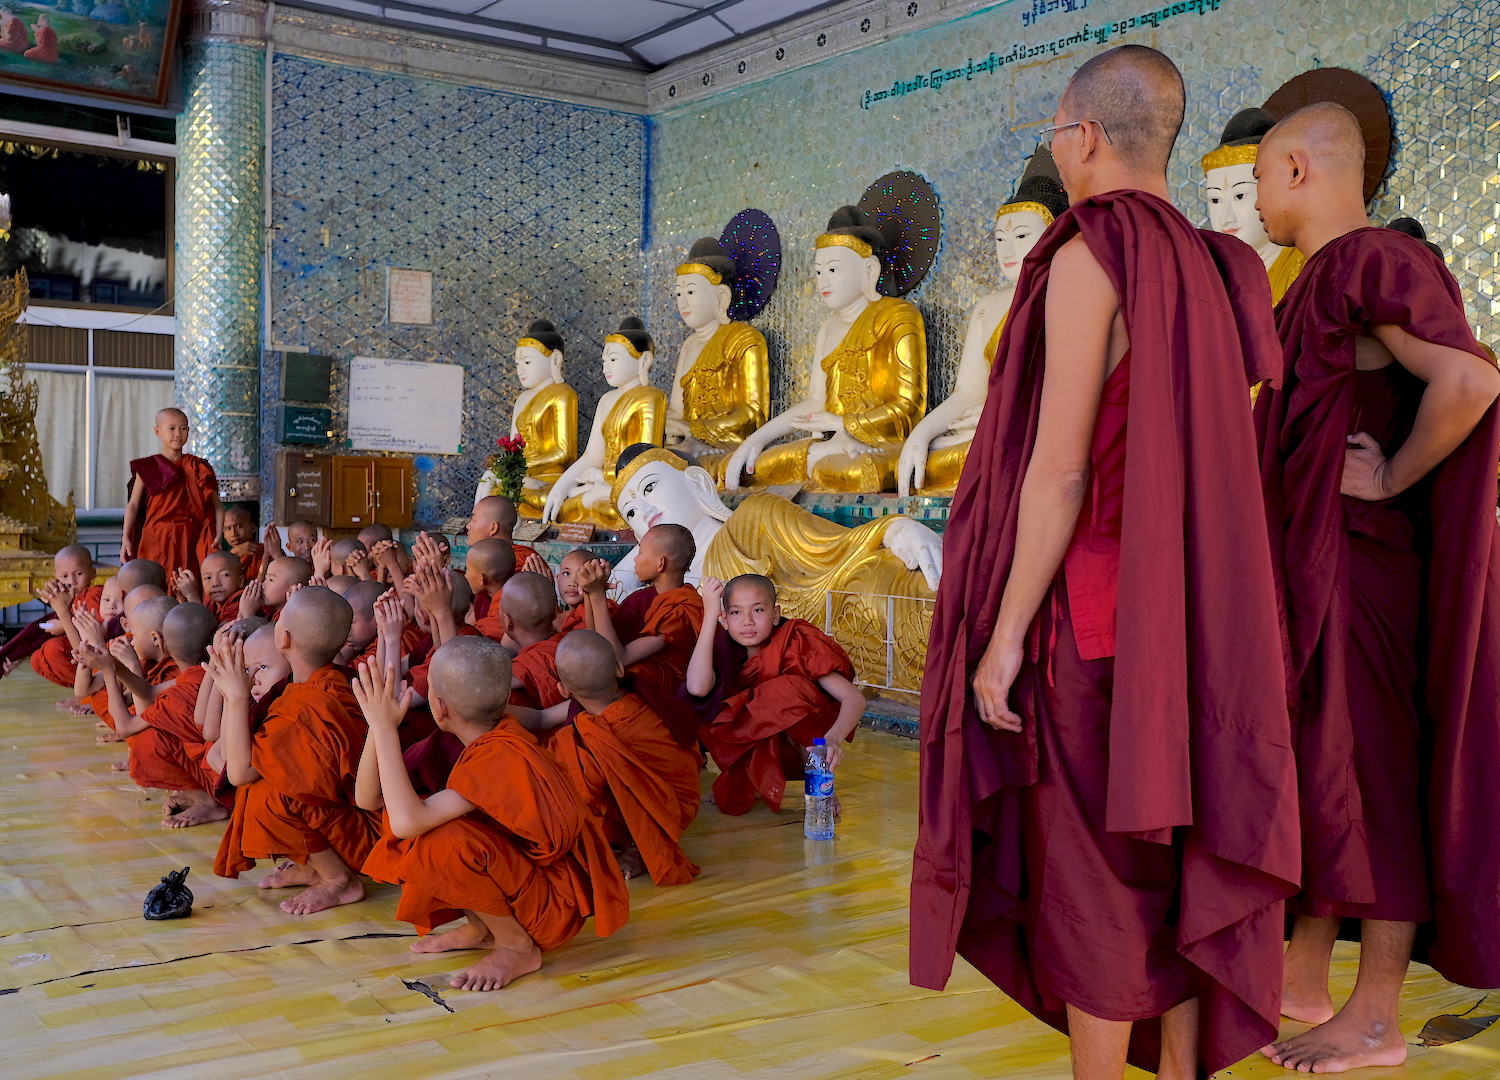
<box><xmin>486</xmin><ymin>435</ymin><xmax>529</xmax><ymax>502</ymax></box>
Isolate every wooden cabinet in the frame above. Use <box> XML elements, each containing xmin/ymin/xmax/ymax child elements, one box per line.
<box><xmin>276</xmin><ymin>452</ymin><xmax>412</xmax><ymax>529</ymax></box>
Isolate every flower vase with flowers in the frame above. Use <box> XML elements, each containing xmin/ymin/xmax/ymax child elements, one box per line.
<box><xmin>484</xmin><ymin>434</ymin><xmax>529</xmax><ymax>503</ymax></box>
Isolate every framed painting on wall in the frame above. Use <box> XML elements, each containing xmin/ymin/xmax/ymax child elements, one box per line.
<box><xmin>0</xmin><ymin>0</ymin><xmax>184</xmax><ymax>108</ymax></box>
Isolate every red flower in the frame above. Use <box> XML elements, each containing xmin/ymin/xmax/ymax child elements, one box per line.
<box><xmin>495</xmin><ymin>435</ymin><xmax>527</xmax><ymax>453</ymax></box>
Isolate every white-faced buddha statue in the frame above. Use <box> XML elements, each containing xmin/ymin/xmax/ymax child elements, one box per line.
<box><xmin>479</xmin><ymin>319</ymin><xmax>578</xmax><ymax>518</ymax></box>
<box><xmin>724</xmin><ymin>206</ymin><xmax>926</xmax><ymax>493</ymax></box>
<box><xmin>1203</xmin><ymin>108</ymin><xmax>1305</xmax><ymax>304</ymax></box>
<box><xmin>898</xmin><ymin>149</ymin><xmax>1068</xmax><ymax>496</ymax></box>
<box><xmin>543</xmin><ymin>317</ymin><xmax>666</xmax><ymax>528</ymax></box>
<box><xmin>666</xmin><ymin>237</ymin><xmax>769</xmax><ymax>485</ymax></box>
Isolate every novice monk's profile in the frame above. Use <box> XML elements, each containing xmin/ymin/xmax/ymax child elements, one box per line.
<box><xmin>207</xmin><ymin>586</ymin><xmax>380</xmax><ymax>915</ymax></box>
<box><xmin>355</xmin><ymin>636</ymin><xmax>629</xmax><ymax>991</ymax></box>
<box><xmin>501</xmin><ymin>572</ymin><xmax>566</xmax><ymax>710</ymax></box>
<box><xmin>465</xmin><ymin>537</ymin><xmax>517</xmax><ymax>641</ymax></box>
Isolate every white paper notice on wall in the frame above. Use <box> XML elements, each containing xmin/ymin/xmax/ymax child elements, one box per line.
<box><xmin>387</xmin><ymin>267</ymin><xmax>433</xmax><ymax>325</ymax></box>
<box><xmin>347</xmin><ymin>357</ymin><xmax>464</xmax><ymax>455</ymax></box>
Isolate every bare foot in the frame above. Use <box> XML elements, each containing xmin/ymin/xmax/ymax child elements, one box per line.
<box><xmin>448</xmin><ymin>942</ymin><xmax>542</xmax><ymax>991</ymax></box>
<box><xmin>97</xmin><ymin>730</ymin><xmax>125</xmax><ymax>744</ymax></box>
<box><xmin>162</xmin><ymin>790</ymin><xmax>229</xmax><ymax>829</ymax></box>
<box><xmin>1281</xmin><ymin>979</ymin><xmax>1337</xmax><ymax>1026</ymax></box>
<box><xmin>616</xmin><ymin>845</ymin><xmax>647</xmax><ymax>880</ymax></box>
<box><xmin>95</xmin><ymin>719</ymin><xmax>110</xmax><ymax>730</ymax></box>
<box><xmin>110</xmin><ymin>759</ymin><xmax>130</xmax><ymax>771</ymax></box>
<box><xmin>55</xmin><ymin>696</ymin><xmax>84</xmax><ymax>710</ymax></box>
<box><xmin>68</xmin><ymin>703</ymin><xmax>94</xmax><ymax>716</ymax></box>
<box><xmin>1261</xmin><ymin>1011</ymin><xmax>1408</xmax><ymax>1073</ymax></box>
<box><xmin>2</xmin><ymin>657</ymin><xmax>18</xmax><ymax>676</ymax></box>
<box><xmin>258</xmin><ymin>860</ymin><xmax>319</xmax><ymax>889</ymax></box>
<box><xmin>279</xmin><ymin>874</ymin><xmax>364</xmax><ymax>915</ymax></box>
<box><xmin>412</xmin><ymin>920</ymin><xmax>494</xmax><ymax>954</ymax></box>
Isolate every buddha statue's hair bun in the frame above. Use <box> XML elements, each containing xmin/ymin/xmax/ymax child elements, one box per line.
<box><xmin>686</xmin><ymin>237</ymin><xmax>737</xmax><ymax>282</ymax></box>
<box><xmin>1012</xmin><ymin>174</ymin><xmax>1069</xmax><ymax>221</ymax></box>
<box><xmin>823</xmin><ymin>205</ymin><xmax>890</xmax><ymax>254</ymax></box>
<box><xmin>1387</xmin><ymin>216</ymin><xmax>1444</xmax><ymax>259</ymax></box>
<box><xmin>1219</xmin><ymin>107</ymin><xmax>1277</xmax><ymax>148</ymax></box>
<box><xmin>614</xmin><ymin>315</ymin><xmax>654</xmax><ymax>355</ymax></box>
<box><xmin>523</xmin><ymin>318</ymin><xmax>564</xmax><ymax>354</ymax></box>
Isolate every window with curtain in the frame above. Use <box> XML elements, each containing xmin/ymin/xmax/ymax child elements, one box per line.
<box><xmin>29</xmin><ymin>369</ymin><xmax>86</xmax><ymax>507</ymax></box>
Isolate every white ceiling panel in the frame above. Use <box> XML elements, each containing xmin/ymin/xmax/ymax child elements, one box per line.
<box><xmin>716</xmin><ymin>0</ymin><xmax>827</xmax><ymax>34</ymax></box>
<box><xmin>477</xmin><ymin>0</ymin><xmax>695</xmax><ymax>41</ymax></box>
<box><xmin>632</xmin><ymin>16</ymin><xmax>733</xmax><ymax>66</ymax></box>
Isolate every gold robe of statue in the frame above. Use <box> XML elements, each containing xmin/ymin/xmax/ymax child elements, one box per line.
<box><xmin>702</xmin><ymin>491</ymin><xmax>933</xmax><ymax>702</ymax></box>
<box><xmin>916</xmin><ymin>313</ymin><xmax>1006</xmax><ymax>497</ymax></box>
<box><xmin>751</xmin><ymin>295</ymin><xmax>926</xmax><ymax>493</ymax></box>
<box><xmin>515</xmin><ymin>383</ymin><xmax>579</xmax><ymax>519</ymax></box>
<box><xmin>679</xmin><ymin>321</ymin><xmax>768</xmax><ymax>484</ymax></box>
<box><xmin>559</xmin><ymin>385</ymin><xmax>667</xmax><ymax>528</ymax></box>
<box><xmin>1267</xmin><ymin>245</ymin><xmax>1305</xmax><ymax>304</ymax></box>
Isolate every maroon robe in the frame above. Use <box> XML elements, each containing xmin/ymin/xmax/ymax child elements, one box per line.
<box><xmin>130</xmin><ymin>454</ymin><xmax>218</xmax><ymax>581</ymax></box>
<box><xmin>911</xmin><ymin>190</ymin><xmax>1301</xmax><ymax>1075</ymax></box>
<box><xmin>1255</xmin><ymin>227</ymin><xmax>1500</xmax><ymax>988</ymax></box>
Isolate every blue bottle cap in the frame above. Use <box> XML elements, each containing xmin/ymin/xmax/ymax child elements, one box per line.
<box><xmin>813</xmin><ymin>738</ymin><xmax>826</xmax><ymax>745</ymax></box>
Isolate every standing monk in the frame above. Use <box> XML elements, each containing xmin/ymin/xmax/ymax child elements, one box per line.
<box><xmin>910</xmin><ymin>45</ymin><xmax>1301</xmax><ymax>1079</ymax></box>
<box><xmin>1252</xmin><ymin>102</ymin><xmax>1500</xmax><ymax>1073</ymax></box>
<box><xmin>123</xmin><ymin>408</ymin><xmax>223</xmax><ymax>580</ymax></box>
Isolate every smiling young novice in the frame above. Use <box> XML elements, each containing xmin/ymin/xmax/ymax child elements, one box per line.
<box><xmin>123</xmin><ymin>408</ymin><xmax>223</xmax><ymax>579</ymax></box>
<box><xmin>355</xmin><ymin>636</ymin><xmax>629</xmax><ymax>991</ymax></box>
<box><xmin>222</xmin><ymin>505</ymin><xmax>265</xmax><ymax>582</ymax></box>
<box><xmin>689</xmin><ymin>575</ymin><xmax>863</xmax><ymax>815</ymax></box>
<box><xmin>548</xmin><ymin>629</ymin><xmax>701</xmax><ymax>884</ymax></box>
<box><xmin>207</xmin><ymin>586</ymin><xmax>380</xmax><ymax>915</ymax></box>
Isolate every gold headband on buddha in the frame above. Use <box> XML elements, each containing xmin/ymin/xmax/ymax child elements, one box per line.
<box><xmin>675</xmin><ymin>262</ymin><xmax>723</xmax><ymax>284</ymax></box>
<box><xmin>1201</xmin><ymin>143</ymin><xmax>1260</xmax><ymax>171</ymax></box>
<box><xmin>815</xmin><ymin>233</ymin><xmax>874</xmax><ymax>258</ymax></box>
<box><xmin>605</xmin><ymin>333</ymin><xmax>643</xmax><ymax>360</ymax></box>
<box><xmin>516</xmin><ymin>337</ymin><xmax>555</xmax><ymax>354</ymax></box>
<box><xmin>995</xmin><ymin>200</ymin><xmax>1056</xmax><ymax>226</ymax></box>
<box><xmin>612</xmin><ymin>446</ymin><xmax>691</xmax><ymax>507</ymax></box>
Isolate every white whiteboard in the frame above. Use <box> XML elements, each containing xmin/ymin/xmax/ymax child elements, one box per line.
<box><xmin>347</xmin><ymin>357</ymin><xmax>464</xmax><ymax>455</ymax></box>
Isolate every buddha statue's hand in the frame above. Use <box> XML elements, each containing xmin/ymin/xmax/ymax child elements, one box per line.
<box><xmin>882</xmin><ymin>518</ymin><xmax>944</xmax><ymax>590</ymax></box>
<box><xmin>788</xmin><ymin>411</ymin><xmax>844</xmax><ymax>437</ymax></box>
<box><xmin>723</xmin><ymin>439</ymin><xmax>759</xmax><ymax>490</ymax></box>
<box><xmin>523</xmin><ymin>476</ymin><xmax>543</xmax><ymax>490</ymax></box>
<box><xmin>665</xmin><ymin>417</ymin><xmax>692</xmax><ymax>440</ymax></box>
<box><xmin>896</xmin><ymin>437</ymin><xmax>928</xmax><ymax>497</ymax></box>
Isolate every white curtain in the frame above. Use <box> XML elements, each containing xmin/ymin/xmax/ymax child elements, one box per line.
<box><xmin>28</xmin><ymin>370</ymin><xmax>86</xmax><ymax>507</ymax></box>
<box><xmin>93</xmin><ymin>374</ymin><xmax>176</xmax><ymax>510</ymax></box>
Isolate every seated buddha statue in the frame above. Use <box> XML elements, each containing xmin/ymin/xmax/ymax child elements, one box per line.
<box><xmin>1203</xmin><ymin>108</ymin><xmax>1305</xmax><ymax>303</ymax></box>
<box><xmin>666</xmin><ymin>237</ymin><xmax>769</xmax><ymax>485</ymax></box>
<box><xmin>543</xmin><ymin>317</ymin><xmax>666</xmax><ymax>528</ymax></box>
<box><xmin>898</xmin><ymin>149</ymin><xmax>1068</xmax><ymax>496</ymax></box>
<box><xmin>723</xmin><ymin>207</ymin><xmax>926</xmax><ymax>493</ymax></box>
<box><xmin>612</xmin><ymin>444</ymin><xmax>942</xmax><ymax>696</ymax></box>
<box><xmin>477</xmin><ymin>319</ymin><xmax>579</xmax><ymax>517</ymax></box>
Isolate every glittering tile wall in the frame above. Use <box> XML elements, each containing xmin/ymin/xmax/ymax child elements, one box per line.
<box><xmin>265</xmin><ymin>54</ymin><xmax>647</xmax><ymax>526</ymax></box>
<box><xmin>645</xmin><ymin>0</ymin><xmax>1499</xmax><ymax>419</ymax></box>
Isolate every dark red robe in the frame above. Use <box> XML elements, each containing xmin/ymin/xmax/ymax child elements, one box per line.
<box><xmin>911</xmin><ymin>190</ymin><xmax>1300</xmax><ymax>1075</ymax></box>
<box><xmin>1255</xmin><ymin>227</ymin><xmax>1500</xmax><ymax>988</ymax></box>
<box><xmin>131</xmin><ymin>454</ymin><xmax>218</xmax><ymax>581</ymax></box>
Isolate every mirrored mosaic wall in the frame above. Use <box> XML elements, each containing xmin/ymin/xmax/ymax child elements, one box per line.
<box><xmin>265</xmin><ymin>55</ymin><xmax>647</xmax><ymax>526</ymax></box>
<box><xmin>645</xmin><ymin>0</ymin><xmax>1500</xmax><ymax>418</ymax></box>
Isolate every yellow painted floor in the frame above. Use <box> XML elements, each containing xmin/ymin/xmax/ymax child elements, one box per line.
<box><xmin>1</xmin><ymin>667</ymin><xmax>1497</xmax><ymax>1079</ymax></box>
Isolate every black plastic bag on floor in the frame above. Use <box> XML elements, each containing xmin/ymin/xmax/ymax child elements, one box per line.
<box><xmin>143</xmin><ymin>867</ymin><xmax>193</xmax><ymax>920</ymax></box>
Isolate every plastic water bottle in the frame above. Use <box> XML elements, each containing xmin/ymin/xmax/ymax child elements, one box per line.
<box><xmin>804</xmin><ymin>738</ymin><xmax>836</xmax><ymax>841</ymax></box>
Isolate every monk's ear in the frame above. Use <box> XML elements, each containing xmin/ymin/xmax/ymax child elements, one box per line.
<box><xmin>274</xmin><ymin>622</ymin><xmax>291</xmax><ymax>653</ymax></box>
<box><xmin>429</xmin><ymin>693</ymin><xmax>450</xmax><ymax>727</ymax></box>
<box><xmin>1287</xmin><ymin>148</ymin><xmax>1309</xmax><ymax>188</ymax></box>
<box><xmin>555</xmin><ymin>679</ymin><xmax>570</xmax><ymax>702</ymax></box>
<box><xmin>614</xmin><ymin>659</ymin><xmax>625</xmax><ymax>680</ymax></box>
<box><xmin>773</xmin><ymin>604</ymin><xmax>783</xmax><ymax>625</ymax></box>
<box><xmin>717</xmin><ymin>610</ymin><xmax>729</xmax><ymax>630</ymax></box>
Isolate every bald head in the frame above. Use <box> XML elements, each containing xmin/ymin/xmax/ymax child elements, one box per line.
<box><xmin>555</xmin><ymin>629</ymin><xmax>622</xmax><ymax>697</ymax></box>
<box><xmin>467</xmin><ymin>538</ymin><xmax>516</xmax><ymax>584</ymax></box>
<box><xmin>117</xmin><ymin>559</ymin><xmax>167</xmax><ymax>592</ymax></box>
<box><xmin>502</xmin><ymin>572</ymin><xmax>557</xmax><ymax>634</ymax></box>
<box><xmin>428</xmin><ymin>636</ymin><xmax>512</xmax><ymax>727</ymax></box>
<box><xmin>644</xmin><ymin>523</ymin><xmax>695</xmax><ymax>573</ymax></box>
<box><xmin>725</xmin><ymin>573</ymin><xmax>777</xmax><ymax>609</ymax></box>
<box><xmin>162</xmin><ymin>603</ymin><xmax>218</xmax><ymax>665</ymax></box>
<box><xmin>343</xmin><ymin>578</ymin><xmax>390</xmax><ymax>617</ymax></box>
<box><xmin>132</xmin><ymin>594</ymin><xmax>178</xmax><ymax>638</ymax></box>
<box><xmin>55</xmin><ymin>543</ymin><xmax>93</xmax><ymax>571</ymax></box>
<box><xmin>1262</xmin><ymin>101</ymin><xmax>1366</xmax><ymax>185</ymax></box>
<box><xmin>357</xmin><ymin>523</ymin><xmax>393</xmax><ymax>547</ymax></box>
<box><xmin>277</xmin><ymin>586</ymin><xmax>353</xmax><ymax>665</ymax></box>
<box><xmin>469</xmin><ymin>495</ymin><xmax>518</xmax><ymax>543</ymax></box>
<box><xmin>1060</xmin><ymin>44</ymin><xmax>1184</xmax><ymax>173</ymax></box>
<box><xmin>1254</xmin><ymin>101</ymin><xmax>1370</xmax><ymax>251</ymax></box>
<box><xmin>227</xmin><ymin>616</ymin><xmax>270</xmax><ymax>638</ymax></box>
<box><xmin>201</xmin><ymin>550</ymin><xmax>243</xmax><ymax>580</ymax></box>
<box><xmin>324</xmin><ymin>575</ymin><xmax>355</xmax><ymax>596</ymax></box>
<box><xmin>448</xmin><ymin>571</ymin><xmax>474</xmax><ymax>616</ymax></box>
<box><xmin>331</xmin><ymin>539</ymin><xmax>367</xmax><ymax>566</ymax></box>
<box><xmin>123</xmin><ymin>583</ymin><xmax>167</xmax><ymax>618</ymax></box>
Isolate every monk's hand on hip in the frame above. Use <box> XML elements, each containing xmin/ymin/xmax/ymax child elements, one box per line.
<box><xmin>973</xmin><ymin>636</ymin><xmax>1024</xmax><ymax>732</ymax></box>
<box><xmin>1341</xmin><ymin>431</ymin><xmax>1393</xmax><ymax>501</ymax></box>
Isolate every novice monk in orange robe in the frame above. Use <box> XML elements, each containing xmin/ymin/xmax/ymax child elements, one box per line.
<box><xmin>465</xmin><ymin>538</ymin><xmax>516</xmax><ymax>643</ymax></box>
<box><xmin>86</xmin><ymin>585</ymin><xmax>172</xmax><ymax>738</ymax></box>
<box><xmin>467</xmin><ymin>495</ymin><xmax>540</xmax><ymax>570</ymax></box>
<box><xmin>172</xmin><ymin>551</ymin><xmax>246</xmax><ymax>624</ymax></box>
<box><xmin>237</xmin><ymin>556</ymin><xmax>313</xmax><ymax>622</ymax></box>
<box><xmin>207</xmin><ymin>586</ymin><xmax>380</xmax><ymax>915</ymax></box>
<box><xmin>264</xmin><ymin>519</ymin><xmax>318</xmax><ymax>563</ymax></box>
<box><xmin>552</xmin><ymin>547</ymin><xmax>615</xmax><ymax>637</ymax></box>
<box><xmin>201</xmin><ymin>621</ymin><xmax>288</xmax><ymax>792</ymax></box>
<box><xmin>25</xmin><ymin>545</ymin><xmax>102</xmax><ymax>687</ymax></box>
<box><xmin>690</xmin><ymin>575</ymin><xmax>864</xmax><ymax>815</ymax></box>
<box><xmin>355</xmin><ymin>636</ymin><xmax>629</xmax><ymax>990</ymax></box>
<box><xmin>501</xmin><ymin>572</ymin><xmax>565</xmax><ymax>710</ymax></box>
<box><xmin>123</xmin><ymin>408</ymin><xmax>223</xmax><ymax>579</ymax></box>
<box><xmin>222</xmin><ymin>505</ymin><xmax>265</xmax><ymax>582</ymax></box>
<box><xmin>546</xmin><ymin>629</ymin><xmax>701</xmax><ymax>885</ymax></box>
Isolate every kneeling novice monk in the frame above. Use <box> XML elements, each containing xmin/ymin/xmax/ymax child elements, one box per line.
<box><xmin>547</xmin><ymin>629</ymin><xmax>701</xmax><ymax>884</ymax></box>
<box><xmin>355</xmin><ymin>637</ymin><xmax>629</xmax><ymax>990</ymax></box>
<box><xmin>208</xmin><ymin>586</ymin><xmax>380</xmax><ymax>915</ymax></box>
<box><xmin>690</xmin><ymin>575</ymin><xmax>863</xmax><ymax>815</ymax></box>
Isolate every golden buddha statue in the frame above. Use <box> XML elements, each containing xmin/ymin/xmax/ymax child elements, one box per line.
<box><xmin>898</xmin><ymin>149</ymin><xmax>1068</xmax><ymax>496</ymax></box>
<box><xmin>724</xmin><ymin>206</ymin><xmax>927</xmax><ymax>494</ymax></box>
<box><xmin>543</xmin><ymin>317</ymin><xmax>666</xmax><ymax>528</ymax></box>
<box><xmin>1203</xmin><ymin>108</ymin><xmax>1305</xmax><ymax>303</ymax></box>
<box><xmin>480</xmin><ymin>319</ymin><xmax>578</xmax><ymax>518</ymax></box>
<box><xmin>666</xmin><ymin>237</ymin><xmax>769</xmax><ymax>484</ymax></box>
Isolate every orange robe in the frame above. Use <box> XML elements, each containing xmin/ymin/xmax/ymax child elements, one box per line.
<box><xmin>548</xmin><ymin>693</ymin><xmax>701</xmax><ymax>885</ymax></box>
<box><xmin>214</xmin><ymin>667</ymin><xmax>380</xmax><ymax>877</ymax></box>
<box><xmin>475</xmin><ymin>598</ymin><xmax>506</xmax><ymax>644</ymax></box>
<box><xmin>513</xmin><ymin>542</ymin><xmax>539</xmax><ymax>569</ymax></box>
<box><xmin>92</xmin><ymin>656</ymin><xmax>178</xmax><ymax>732</ymax></box>
<box><xmin>700</xmin><ymin>619</ymin><xmax>855</xmax><ymax>815</ymax></box>
<box><xmin>362</xmin><ymin>717</ymin><xmax>629</xmax><ymax>947</ymax></box>
<box><xmin>511</xmin><ymin>639</ymin><xmax>565</xmax><ymax>710</ymax></box>
<box><xmin>624</xmin><ymin>586</ymin><xmax>702</xmax><ymax>696</ymax></box>
<box><xmin>234</xmin><ymin>545</ymin><xmax>265</xmax><ymax>582</ymax></box>
<box><xmin>131</xmin><ymin>454</ymin><xmax>218</xmax><ymax>580</ymax></box>
<box><xmin>29</xmin><ymin>584</ymin><xmax>103</xmax><ymax>687</ymax></box>
<box><xmin>553</xmin><ymin>598</ymin><xmax>617</xmax><ymax>639</ymax></box>
<box><xmin>128</xmin><ymin>666</ymin><xmax>219</xmax><ymax>796</ymax></box>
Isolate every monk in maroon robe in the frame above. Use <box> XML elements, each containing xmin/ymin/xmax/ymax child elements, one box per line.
<box><xmin>911</xmin><ymin>46</ymin><xmax>1300</xmax><ymax>1079</ymax></box>
<box><xmin>1252</xmin><ymin>102</ymin><xmax>1500</xmax><ymax>1074</ymax></box>
<box><xmin>122</xmin><ymin>408</ymin><xmax>224</xmax><ymax>580</ymax></box>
